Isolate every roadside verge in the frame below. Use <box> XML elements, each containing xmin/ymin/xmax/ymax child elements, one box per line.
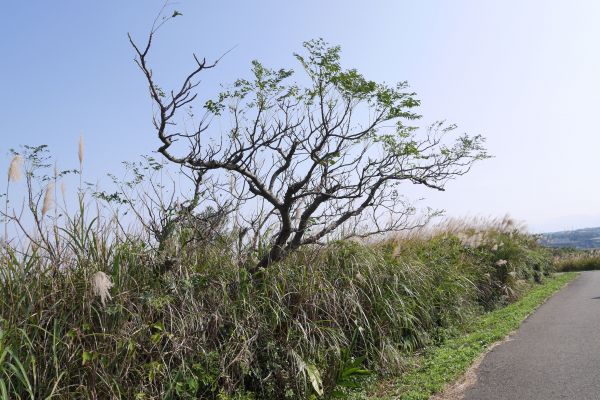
<box><xmin>368</xmin><ymin>272</ymin><xmax>578</xmax><ymax>400</ymax></box>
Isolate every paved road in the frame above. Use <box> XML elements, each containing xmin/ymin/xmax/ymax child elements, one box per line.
<box><xmin>465</xmin><ymin>271</ymin><xmax>600</xmax><ymax>400</ymax></box>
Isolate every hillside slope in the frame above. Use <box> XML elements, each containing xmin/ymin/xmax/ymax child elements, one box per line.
<box><xmin>540</xmin><ymin>227</ymin><xmax>600</xmax><ymax>249</ymax></box>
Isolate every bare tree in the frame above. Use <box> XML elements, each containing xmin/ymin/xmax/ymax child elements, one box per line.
<box><xmin>130</xmin><ymin>21</ymin><xmax>488</xmax><ymax>273</ymax></box>
<box><xmin>96</xmin><ymin>155</ymin><xmax>231</xmax><ymax>256</ymax></box>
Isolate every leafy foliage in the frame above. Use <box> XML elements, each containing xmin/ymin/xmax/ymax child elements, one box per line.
<box><xmin>131</xmin><ymin>29</ymin><xmax>489</xmax><ymax>270</ymax></box>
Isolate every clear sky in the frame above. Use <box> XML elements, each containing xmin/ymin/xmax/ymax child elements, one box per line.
<box><xmin>2</xmin><ymin>1</ymin><xmax>599</xmax><ymax>233</ymax></box>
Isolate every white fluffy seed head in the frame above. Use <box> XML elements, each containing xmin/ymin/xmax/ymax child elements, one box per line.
<box><xmin>78</xmin><ymin>135</ymin><xmax>84</xmax><ymax>168</ymax></box>
<box><xmin>8</xmin><ymin>154</ymin><xmax>23</xmax><ymax>182</ymax></box>
<box><xmin>60</xmin><ymin>180</ymin><xmax>66</xmax><ymax>199</ymax></box>
<box><xmin>41</xmin><ymin>183</ymin><xmax>55</xmax><ymax>217</ymax></box>
<box><xmin>91</xmin><ymin>271</ymin><xmax>113</xmax><ymax>306</ymax></box>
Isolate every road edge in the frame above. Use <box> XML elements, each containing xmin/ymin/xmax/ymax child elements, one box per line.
<box><xmin>368</xmin><ymin>272</ymin><xmax>579</xmax><ymax>400</ymax></box>
<box><xmin>429</xmin><ymin>272</ymin><xmax>579</xmax><ymax>400</ymax></box>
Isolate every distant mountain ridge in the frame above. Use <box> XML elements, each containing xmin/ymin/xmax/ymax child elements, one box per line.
<box><xmin>539</xmin><ymin>227</ymin><xmax>600</xmax><ymax>249</ymax></box>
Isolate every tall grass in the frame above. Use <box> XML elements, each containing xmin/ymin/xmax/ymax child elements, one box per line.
<box><xmin>552</xmin><ymin>248</ymin><xmax>600</xmax><ymax>272</ymax></box>
<box><xmin>0</xmin><ymin>219</ymin><xmax>553</xmax><ymax>398</ymax></box>
<box><xmin>0</xmin><ymin>147</ymin><xmax>554</xmax><ymax>399</ymax></box>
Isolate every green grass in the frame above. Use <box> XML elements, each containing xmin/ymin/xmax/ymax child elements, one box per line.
<box><xmin>0</xmin><ymin>215</ymin><xmax>558</xmax><ymax>399</ymax></box>
<box><xmin>548</xmin><ymin>248</ymin><xmax>600</xmax><ymax>272</ymax></box>
<box><xmin>369</xmin><ymin>272</ymin><xmax>578</xmax><ymax>399</ymax></box>
<box><xmin>555</xmin><ymin>255</ymin><xmax>600</xmax><ymax>272</ymax></box>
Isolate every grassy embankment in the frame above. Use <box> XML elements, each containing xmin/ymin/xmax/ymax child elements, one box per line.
<box><xmin>0</xmin><ymin>207</ymin><xmax>562</xmax><ymax>399</ymax></box>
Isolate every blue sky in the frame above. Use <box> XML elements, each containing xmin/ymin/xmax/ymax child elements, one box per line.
<box><xmin>2</xmin><ymin>1</ymin><xmax>600</xmax><ymax>232</ymax></box>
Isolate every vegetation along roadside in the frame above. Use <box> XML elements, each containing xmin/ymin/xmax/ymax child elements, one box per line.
<box><xmin>366</xmin><ymin>272</ymin><xmax>577</xmax><ymax>400</ymax></box>
<box><xmin>0</xmin><ymin>6</ymin><xmax>569</xmax><ymax>400</ymax></box>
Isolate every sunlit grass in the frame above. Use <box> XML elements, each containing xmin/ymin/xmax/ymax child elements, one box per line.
<box><xmin>552</xmin><ymin>249</ymin><xmax>600</xmax><ymax>272</ymax></box>
<box><xmin>0</xmin><ymin>141</ymin><xmax>558</xmax><ymax>400</ymax></box>
<box><xmin>0</xmin><ymin>209</ymin><xmax>556</xmax><ymax>399</ymax></box>
<box><xmin>368</xmin><ymin>272</ymin><xmax>577</xmax><ymax>400</ymax></box>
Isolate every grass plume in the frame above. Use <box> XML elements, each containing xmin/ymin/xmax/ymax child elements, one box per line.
<box><xmin>4</xmin><ymin>154</ymin><xmax>23</xmax><ymax>243</ymax></box>
<box><xmin>41</xmin><ymin>182</ymin><xmax>55</xmax><ymax>218</ymax></box>
<box><xmin>7</xmin><ymin>154</ymin><xmax>23</xmax><ymax>182</ymax></box>
<box><xmin>78</xmin><ymin>134</ymin><xmax>84</xmax><ymax>170</ymax></box>
<box><xmin>90</xmin><ymin>271</ymin><xmax>113</xmax><ymax>306</ymax></box>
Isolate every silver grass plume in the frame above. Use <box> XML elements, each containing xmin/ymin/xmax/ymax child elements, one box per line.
<box><xmin>6</xmin><ymin>154</ymin><xmax>24</xmax><ymax>242</ymax></box>
<box><xmin>91</xmin><ymin>271</ymin><xmax>113</xmax><ymax>306</ymax></box>
<box><xmin>78</xmin><ymin>135</ymin><xmax>84</xmax><ymax>171</ymax></box>
<box><xmin>8</xmin><ymin>155</ymin><xmax>23</xmax><ymax>182</ymax></box>
<box><xmin>42</xmin><ymin>183</ymin><xmax>55</xmax><ymax>217</ymax></box>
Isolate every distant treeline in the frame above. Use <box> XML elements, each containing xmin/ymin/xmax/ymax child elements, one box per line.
<box><xmin>539</xmin><ymin>227</ymin><xmax>600</xmax><ymax>249</ymax></box>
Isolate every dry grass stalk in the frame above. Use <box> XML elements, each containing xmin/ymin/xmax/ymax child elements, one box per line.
<box><xmin>78</xmin><ymin>135</ymin><xmax>84</xmax><ymax>191</ymax></box>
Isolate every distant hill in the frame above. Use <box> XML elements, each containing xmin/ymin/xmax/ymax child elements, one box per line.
<box><xmin>539</xmin><ymin>227</ymin><xmax>600</xmax><ymax>249</ymax></box>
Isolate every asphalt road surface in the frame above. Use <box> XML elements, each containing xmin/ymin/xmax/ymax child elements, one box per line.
<box><xmin>464</xmin><ymin>271</ymin><xmax>600</xmax><ymax>399</ymax></box>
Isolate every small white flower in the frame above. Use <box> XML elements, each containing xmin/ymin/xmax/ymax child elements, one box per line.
<box><xmin>495</xmin><ymin>259</ymin><xmax>507</xmax><ymax>266</ymax></box>
<box><xmin>91</xmin><ymin>271</ymin><xmax>113</xmax><ymax>306</ymax></box>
